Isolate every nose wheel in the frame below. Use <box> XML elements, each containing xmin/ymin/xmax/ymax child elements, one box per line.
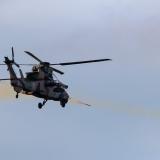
<box><xmin>38</xmin><ymin>99</ymin><xmax>47</xmax><ymax>109</ymax></box>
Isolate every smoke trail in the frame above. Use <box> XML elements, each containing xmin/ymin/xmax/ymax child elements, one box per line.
<box><xmin>0</xmin><ymin>82</ymin><xmax>29</xmax><ymax>100</ymax></box>
<box><xmin>69</xmin><ymin>98</ymin><xmax>91</xmax><ymax>107</ymax></box>
<box><xmin>69</xmin><ymin>97</ymin><xmax>160</xmax><ymax>118</ymax></box>
<box><xmin>0</xmin><ymin>82</ymin><xmax>14</xmax><ymax>100</ymax></box>
<box><xmin>1</xmin><ymin>83</ymin><xmax>160</xmax><ymax>118</ymax></box>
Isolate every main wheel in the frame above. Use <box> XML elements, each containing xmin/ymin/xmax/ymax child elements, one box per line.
<box><xmin>38</xmin><ymin>103</ymin><xmax>43</xmax><ymax>109</ymax></box>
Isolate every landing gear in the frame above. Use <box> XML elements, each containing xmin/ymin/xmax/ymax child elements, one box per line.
<box><xmin>38</xmin><ymin>99</ymin><xmax>47</xmax><ymax>109</ymax></box>
<box><xmin>60</xmin><ymin>101</ymin><xmax>65</xmax><ymax>108</ymax></box>
<box><xmin>38</xmin><ymin>103</ymin><xmax>43</xmax><ymax>109</ymax></box>
<box><xmin>60</xmin><ymin>99</ymin><xmax>68</xmax><ymax>108</ymax></box>
<box><xmin>16</xmin><ymin>92</ymin><xmax>19</xmax><ymax>99</ymax></box>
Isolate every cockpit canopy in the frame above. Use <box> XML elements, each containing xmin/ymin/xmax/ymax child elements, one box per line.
<box><xmin>32</xmin><ymin>65</ymin><xmax>39</xmax><ymax>72</ymax></box>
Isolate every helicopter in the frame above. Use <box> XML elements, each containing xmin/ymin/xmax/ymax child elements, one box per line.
<box><xmin>0</xmin><ymin>47</ymin><xmax>111</xmax><ymax>109</ymax></box>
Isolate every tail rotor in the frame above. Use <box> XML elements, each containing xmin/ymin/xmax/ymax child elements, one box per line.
<box><xmin>11</xmin><ymin>47</ymin><xmax>20</xmax><ymax>68</ymax></box>
<box><xmin>11</xmin><ymin>47</ymin><xmax>14</xmax><ymax>62</ymax></box>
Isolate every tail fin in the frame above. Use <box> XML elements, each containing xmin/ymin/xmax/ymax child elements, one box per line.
<box><xmin>4</xmin><ymin>57</ymin><xmax>17</xmax><ymax>80</ymax></box>
<box><xmin>4</xmin><ymin>48</ymin><xmax>23</xmax><ymax>94</ymax></box>
<box><xmin>4</xmin><ymin>47</ymin><xmax>20</xmax><ymax>80</ymax></box>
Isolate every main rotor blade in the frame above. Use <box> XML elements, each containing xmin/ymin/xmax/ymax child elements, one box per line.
<box><xmin>51</xmin><ymin>58</ymin><xmax>112</xmax><ymax>66</ymax></box>
<box><xmin>12</xmin><ymin>46</ymin><xmax>14</xmax><ymax>60</ymax></box>
<box><xmin>0</xmin><ymin>78</ymin><xmax>16</xmax><ymax>81</ymax></box>
<box><xmin>51</xmin><ymin>67</ymin><xmax>64</xmax><ymax>75</ymax></box>
<box><xmin>19</xmin><ymin>64</ymin><xmax>36</xmax><ymax>65</ymax></box>
<box><xmin>0</xmin><ymin>63</ymin><xmax>64</xmax><ymax>74</ymax></box>
<box><xmin>24</xmin><ymin>51</ymin><xmax>42</xmax><ymax>63</ymax></box>
<box><xmin>0</xmin><ymin>63</ymin><xmax>36</xmax><ymax>66</ymax></box>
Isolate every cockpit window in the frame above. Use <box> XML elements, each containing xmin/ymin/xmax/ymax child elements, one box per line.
<box><xmin>32</xmin><ymin>65</ymin><xmax>39</xmax><ymax>72</ymax></box>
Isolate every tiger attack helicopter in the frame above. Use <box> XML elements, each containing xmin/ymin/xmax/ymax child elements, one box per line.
<box><xmin>0</xmin><ymin>47</ymin><xmax>111</xmax><ymax>109</ymax></box>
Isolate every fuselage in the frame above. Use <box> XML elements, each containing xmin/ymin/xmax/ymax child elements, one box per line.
<box><xmin>22</xmin><ymin>79</ymin><xmax>69</xmax><ymax>101</ymax></box>
<box><xmin>4</xmin><ymin>56</ymin><xmax>69</xmax><ymax>105</ymax></box>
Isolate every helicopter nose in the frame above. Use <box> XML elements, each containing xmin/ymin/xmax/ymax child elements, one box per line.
<box><xmin>61</xmin><ymin>91</ymin><xmax>69</xmax><ymax>102</ymax></box>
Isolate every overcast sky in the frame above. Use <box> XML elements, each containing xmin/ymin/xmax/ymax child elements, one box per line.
<box><xmin>0</xmin><ymin>0</ymin><xmax>160</xmax><ymax>160</ymax></box>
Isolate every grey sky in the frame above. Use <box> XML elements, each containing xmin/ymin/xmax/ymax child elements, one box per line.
<box><xmin>0</xmin><ymin>0</ymin><xmax>160</xmax><ymax>160</ymax></box>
